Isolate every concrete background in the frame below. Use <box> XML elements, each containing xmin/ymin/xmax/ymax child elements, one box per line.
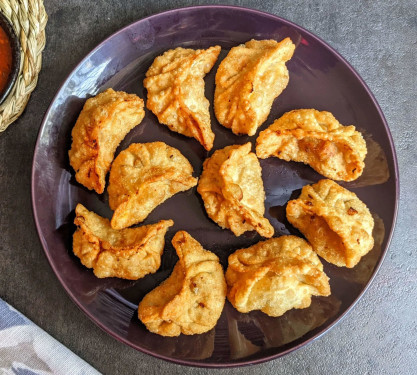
<box><xmin>1</xmin><ymin>0</ymin><xmax>416</xmax><ymax>374</ymax></box>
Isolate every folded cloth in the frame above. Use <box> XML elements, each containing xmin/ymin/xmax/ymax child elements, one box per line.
<box><xmin>0</xmin><ymin>298</ymin><xmax>101</xmax><ymax>375</ymax></box>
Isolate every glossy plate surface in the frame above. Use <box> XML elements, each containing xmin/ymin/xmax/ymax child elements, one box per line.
<box><xmin>31</xmin><ymin>5</ymin><xmax>398</xmax><ymax>367</ymax></box>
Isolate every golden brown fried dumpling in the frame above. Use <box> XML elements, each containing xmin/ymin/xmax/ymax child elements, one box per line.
<box><xmin>68</xmin><ymin>88</ymin><xmax>145</xmax><ymax>193</ymax></box>
<box><xmin>138</xmin><ymin>231</ymin><xmax>226</xmax><ymax>336</ymax></box>
<box><xmin>338</xmin><ymin>213</ymin><xmax>384</xmax><ymax>284</ymax></box>
<box><xmin>214</xmin><ymin>38</ymin><xmax>295</xmax><ymax>136</ymax></box>
<box><xmin>225</xmin><ymin>236</ymin><xmax>330</xmax><ymax>317</ymax></box>
<box><xmin>256</xmin><ymin>109</ymin><xmax>367</xmax><ymax>181</ymax></box>
<box><xmin>73</xmin><ymin>203</ymin><xmax>173</xmax><ymax>279</ymax></box>
<box><xmin>108</xmin><ymin>142</ymin><xmax>198</xmax><ymax>230</ymax></box>
<box><xmin>144</xmin><ymin>46</ymin><xmax>221</xmax><ymax>150</ymax></box>
<box><xmin>286</xmin><ymin>179</ymin><xmax>374</xmax><ymax>268</ymax></box>
<box><xmin>197</xmin><ymin>142</ymin><xmax>274</xmax><ymax>238</ymax></box>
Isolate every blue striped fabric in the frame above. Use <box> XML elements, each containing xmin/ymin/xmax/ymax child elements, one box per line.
<box><xmin>0</xmin><ymin>298</ymin><xmax>101</xmax><ymax>375</ymax></box>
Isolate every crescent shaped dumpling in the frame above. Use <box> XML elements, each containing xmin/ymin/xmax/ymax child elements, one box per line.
<box><xmin>69</xmin><ymin>88</ymin><xmax>145</xmax><ymax>193</ymax></box>
<box><xmin>286</xmin><ymin>179</ymin><xmax>374</xmax><ymax>268</ymax></box>
<box><xmin>214</xmin><ymin>38</ymin><xmax>295</xmax><ymax>136</ymax></box>
<box><xmin>138</xmin><ymin>231</ymin><xmax>227</xmax><ymax>336</ymax></box>
<box><xmin>144</xmin><ymin>46</ymin><xmax>221</xmax><ymax>150</ymax></box>
<box><xmin>197</xmin><ymin>142</ymin><xmax>274</xmax><ymax>238</ymax></box>
<box><xmin>256</xmin><ymin>109</ymin><xmax>367</xmax><ymax>181</ymax></box>
<box><xmin>225</xmin><ymin>236</ymin><xmax>331</xmax><ymax>317</ymax></box>
<box><xmin>73</xmin><ymin>203</ymin><xmax>173</xmax><ymax>279</ymax></box>
<box><xmin>108</xmin><ymin>142</ymin><xmax>198</xmax><ymax>230</ymax></box>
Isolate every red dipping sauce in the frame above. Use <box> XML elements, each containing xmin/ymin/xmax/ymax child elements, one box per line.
<box><xmin>0</xmin><ymin>24</ymin><xmax>13</xmax><ymax>94</ymax></box>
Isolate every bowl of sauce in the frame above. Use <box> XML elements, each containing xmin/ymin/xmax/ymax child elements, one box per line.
<box><xmin>0</xmin><ymin>11</ymin><xmax>20</xmax><ymax>106</ymax></box>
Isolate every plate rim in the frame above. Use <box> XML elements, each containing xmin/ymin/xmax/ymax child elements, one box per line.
<box><xmin>31</xmin><ymin>4</ymin><xmax>400</xmax><ymax>368</ymax></box>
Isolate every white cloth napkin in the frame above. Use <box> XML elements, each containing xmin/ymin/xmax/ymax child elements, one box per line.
<box><xmin>0</xmin><ymin>298</ymin><xmax>101</xmax><ymax>375</ymax></box>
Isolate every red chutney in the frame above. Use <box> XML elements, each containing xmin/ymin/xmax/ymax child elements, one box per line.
<box><xmin>0</xmin><ymin>25</ymin><xmax>13</xmax><ymax>94</ymax></box>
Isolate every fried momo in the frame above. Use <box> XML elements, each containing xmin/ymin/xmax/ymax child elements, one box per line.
<box><xmin>108</xmin><ymin>142</ymin><xmax>198</xmax><ymax>230</ymax></box>
<box><xmin>144</xmin><ymin>46</ymin><xmax>221</xmax><ymax>150</ymax></box>
<box><xmin>214</xmin><ymin>38</ymin><xmax>295</xmax><ymax>136</ymax></box>
<box><xmin>338</xmin><ymin>213</ymin><xmax>384</xmax><ymax>284</ymax></box>
<box><xmin>138</xmin><ymin>231</ymin><xmax>226</xmax><ymax>336</ymax></box>
<box><xmin>69</xmin><ymin>88</ymin><xmax>145</xmax><ymax>194</ymax></box>
<box><xmin>286</xmin><ymin>179</ymin><xmax>374</xmax><ymax>268</ymax></box>
<box><xmin>256</xmin><ymin>109</ymin><xmax>367</xmax><ymax>181</ymax></box>
<box><xmin>73</xmin><ymin>204</ymin><xmax>173</xmax><ymax>279</ymax></box>
<box><xmin>197</xmin><ymin>142</ymin><xmax>274</xmax><ymax>238</ymax></box>
<box><xmin>225</xmin><ymin>236</ymin><xmax>330</xmax><ymax>317</ymax></box>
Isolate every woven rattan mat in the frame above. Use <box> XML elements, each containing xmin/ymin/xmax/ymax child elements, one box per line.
<box><xmin>0</xmin><ymin>0</ymin><xmax>47</xmax><ymax>132</ymax></box>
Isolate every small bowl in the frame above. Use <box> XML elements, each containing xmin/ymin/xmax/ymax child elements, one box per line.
<box><xmin>0</xmin><ymin>11</ymin><xmax>21</xmax><ymax>106</ymax></box>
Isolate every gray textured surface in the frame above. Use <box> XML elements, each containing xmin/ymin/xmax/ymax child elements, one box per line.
<box><xmin>0</xmin><ymin>1</ymin><xmax>416</xmax><ymax>374</ymax></box>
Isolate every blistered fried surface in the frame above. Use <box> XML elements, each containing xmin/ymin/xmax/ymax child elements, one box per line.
<box><xmin>138</xmin><ymin>231</ymin><xmax>226</xmax><ymax>336</ymax></box>
<box><xmin>338</xmin><ymin>213</ymin><xmax>385</xmax><ymax>284</ymax></box>
<box><xmin>225</xmin><ymin>236</ymin><xmax>330</xmax><ymax>317</ymax></box>
<box><xmin>144</xmin><ymin>46</ymin><xmax>220</xmax><ymax>150</ymax></box>
<box><xmin>72</xmin><ymin>204</ymin><xmax>173</xmax><ymax>279</ymax></box>
<box><xmin>286</xmin><ymin>179</ymin><xmax>374</xmax><ymax>268</ymax></box>
<box><xmin>68</xmin><ymin>88</ymin><xmax>145</xmax><ymax>194</ymax></box>
<box><xmin>214</xmin><ymin>38</ymin><xmax>295</xmax><ymax>136</ymax></box>
<box><xmin>256</xmin><ymin>109</ymin><xmax>367</xmax><ymax>181</ymax></box>
<box><xmin>197</xmin><ymin>142</ymin><xmax>274</xmax><ymax>238</ymax></box>
<box><xmin>108</xmin><ymin>142</ymin><xmax>198</xmax><ymax>230</ymax></box>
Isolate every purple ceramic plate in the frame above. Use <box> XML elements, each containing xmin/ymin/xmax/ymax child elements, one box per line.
<box><xmin>32</xmin><ymin>5</ymin><xmax>398</xmax><ymax>368</ymax></box>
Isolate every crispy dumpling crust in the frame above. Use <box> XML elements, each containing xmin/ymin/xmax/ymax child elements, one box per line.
<box><xmin>214</xmin><ymin>38</ymin><xmax>295</xmax><ymax>136</ymax></box>
<box><xmin>138</xmin><ymin>231</ymin><xmax>226</xmax><ymax>336</ymax></box>
<box><xmin>68</xmin><ymin>88</ymin><xmax>145</xmax><ymax>194</ymax></box>
<box><xmin>286</xmin><ymin>179</ymin><xmax>374</xmax><ymax>268</ymax></box>
<box><xmin>108</xmin><ymin>142</ymin><xmax>198</xmax><ymax>230</ymax></box>
<box><xmin>144</xmin><ymin>46</ymin><xmax>221</xmax><ymax>150</ymax></box>
<box><xmin>73</xmin><ymin>204</ymin><xmax>173</xmax><ymax>279</ymax></box>
<box><xmin>226</xmin><ymin>236</ymin><xmax>330</xmax><ymax>317</ymax></box>
<box><xmin>197</xmin><ymin>142</ymin><xmax>274</xmax><ymax>238</ymax></box>
<box><xmin>256</xmin><ymin>109</ymin><xmax>367</xmax><ymax>181</ymax></box>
